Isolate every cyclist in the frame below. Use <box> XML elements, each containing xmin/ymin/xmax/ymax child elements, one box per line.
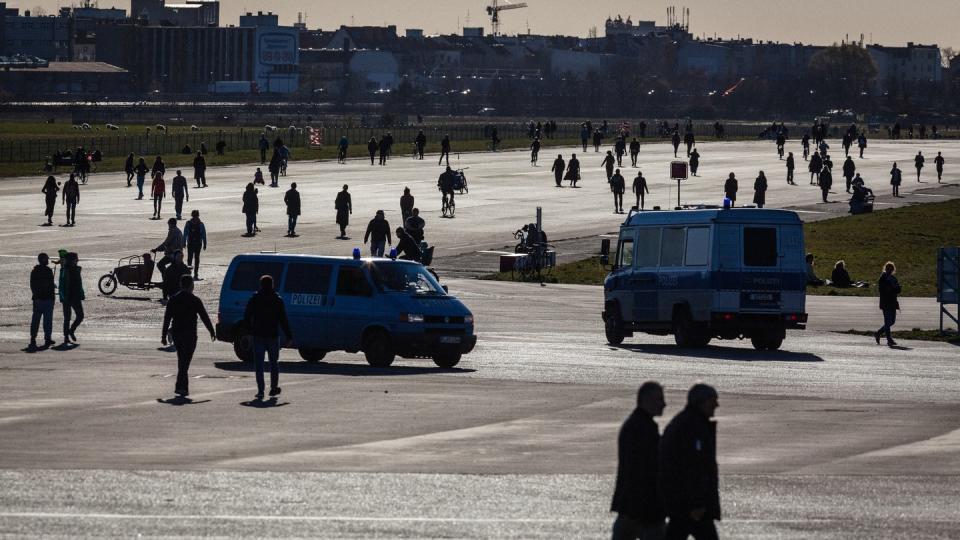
<box><xmin>438</xmin><ymin>167</ymin><xmax>457</xmax><ymax>217</ymax></box>
<box><xmin>530</xmin><ymin>137</ymin><xmax>541</xmax><ymax>166</ymax></box>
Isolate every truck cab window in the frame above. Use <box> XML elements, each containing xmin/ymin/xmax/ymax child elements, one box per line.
<box><xmin>744</xmin><ymin>227</ymin><xmax>778</xmax><ymax>267</ymax></box>
<box><xmin>618</xmin><ymin>238</ymin><xmax>634</xmax><ymax>268</ymax></box>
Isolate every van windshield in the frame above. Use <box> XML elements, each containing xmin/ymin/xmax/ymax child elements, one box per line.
<box><xmin>369</xmin><ymin>263</ymin><xmax>445</xmax><ymax>295</ymax></box>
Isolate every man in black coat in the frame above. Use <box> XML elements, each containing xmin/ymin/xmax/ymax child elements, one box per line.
<box><xmin>611</xmin><ymin>381</ymin><xmax>667</xmax><ymax>540</ymax></box>
<box><xmin>610</xmin><ymin>169</ymin><xmax>626</xmax><ymax>214</ymax></box>
<box><xmin>29</xmin><ymin>253</ymin><xmax>57</xmax><ymax>350</ymax></box>
<box><xmin>284</xmin><ymin>182</ymin><xmax>301</xmax><ymax>237</ymax></box>
<box><xmin>551</xmin><ymin>154</ymin><xmax>565</xmax><ymax>187</ymax></box>
<box><xmin>161</xmin><ymin>276</ymin><xmax>215</xmax><ymax>397</ymax></box>
<box><xmin>243</xmin><ymin>275</ymin><xmax>293</xmax><ymax>399</ymax></box>
<box><xmin>875</xmin><ymin>261</ymin><xmax>901</xmax><ymax>347</ymax></box>
<box><xmin>659</xmin><ymin>384</ymin><xmax>720</xmax><ymax>540</ymax></box>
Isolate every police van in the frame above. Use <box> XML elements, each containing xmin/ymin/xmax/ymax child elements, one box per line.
<box><xmin>601</xmin><ymin>208</ymin><xmax>808</xmax><ymax>350</ymax></box>
<box><xmin>216</xmin><ymin>253</ymin><xmax>477</xmax><ymax>368</ymax></box>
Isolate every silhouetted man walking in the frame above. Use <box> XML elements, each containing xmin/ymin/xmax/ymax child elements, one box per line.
<box><xmin>161</xmin><ymin>275</ymin><xmax>215</xmax><ymax>397</ymax></box>
<box><xmin>633</xmin><ymin>172</ymin><xmax>649</xmax><ymax>210</ymax></box>
<box><xmin>551</xmin><ymin>154</ymin><xmax>565</xmax><ymax>187</ymax></box>
<box><xmin>243</xmin><ymin>275</ymin><xmax>293</xmax><ymax>400</ymax></box>
<box><xmin>660</xmin><ymin>384</ymin><xmax>721</xmax><ymax>540</ymax></box>
<box><xmin>28</xmin><ymin>253</ymin><xmax>56</xmax><ymax>350</ymax></box>
<box><xmin>611</xmin><ymin>381</ymin><xmax>667</xmax><ymax>540</ymax></box>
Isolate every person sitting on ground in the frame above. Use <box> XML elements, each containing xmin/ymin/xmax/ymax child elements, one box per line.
<box><xmin>806</xmin><ymin>253</ymin><xmax>825</xmax><ymax>286</ymax></box>
<box><xmin>394</xmin><ymin>227</ymin><xmax>422</xmax><ymax>262</ymax></box>
<box><xmin>831</xmin><ymin>260</ymin><xmax>853</xmax><ymax>288</ymax></box>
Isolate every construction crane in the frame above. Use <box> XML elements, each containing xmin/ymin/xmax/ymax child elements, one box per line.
<box><xmin>486</xmin><ymin>0</ymin><xmax>527</xmax><ymax>36</ymax></box>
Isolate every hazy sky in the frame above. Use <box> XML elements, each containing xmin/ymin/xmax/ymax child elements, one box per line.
<box><xmin>12</xmin><ymin>0</ymin><xmax>960</xmax><ymax>50</ymax></box>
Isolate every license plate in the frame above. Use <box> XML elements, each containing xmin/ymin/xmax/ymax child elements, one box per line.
<box><xmin>439</xmin><ymin>336</ymin><xmax>461</xmax><ymax>344</ymax></box>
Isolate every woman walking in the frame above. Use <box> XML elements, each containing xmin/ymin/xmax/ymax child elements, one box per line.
<box><xmin>151</xmin><ymin>172</ymin><xmax>166</xmax><ymax>219</ymax></box>
<box><xmin>41</xmin><ymin>175</ymin><xmax>59</xmax><ymax>226</ymax></box>
<box><xmin>753</xmin><ymin>171</ymin><xmax>767</xmax><ymax>208</ymax></box>
<box><xmin>242</xmin><ymin>183</ymin><xmax>259</xmax><ymax>236</ymax></box>
<box><xmin>59</xmin><ymin>252</ymin><xmax>85</xmax><ymax>344</ymax></box>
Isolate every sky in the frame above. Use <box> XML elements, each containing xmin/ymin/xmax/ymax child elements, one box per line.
<box><xmin>11</xmin><ymin>0</ymin><xmax>960</xmax><ymax>51</ymax></box>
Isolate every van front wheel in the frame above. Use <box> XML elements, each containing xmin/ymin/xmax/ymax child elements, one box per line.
<box><xmin>605</xmin><ymin>314</ymin><xmax>625</xmax><ymax>345</ymax></box>
<box><xmin>363</xmin><ymin>329</ymin><xmax>395</xmax><ymax>367</ymax></box>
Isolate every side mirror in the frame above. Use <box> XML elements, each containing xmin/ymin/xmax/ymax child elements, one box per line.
<box><xmin>600</xmin><ymin>238</ymin><xmax>610</xmax><ymax>257</ymax></box>
<box><xmin>442</xmin><ymin>285</ymin><xmax>449</xmax><ymax>293</ymax></box>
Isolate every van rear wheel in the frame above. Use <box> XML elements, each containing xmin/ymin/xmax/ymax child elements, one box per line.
<box><xmin>299</xmin><ymin>349</ymin><xmax>326</xmax><ymax>363</ymax></box>
<box><xmin>433</xmin><ymin>352</ymin><xmax>461</xmax><ymax>368</ymax></box>
<box><xmin>363</xmin><ymin>329</ymin><xmax>395</xmax><ymax>367</ymax></box>
<box><xmin>751</xmin><ymin>335</ymin><xmax>784</xmax><ymax>351</ymax></box>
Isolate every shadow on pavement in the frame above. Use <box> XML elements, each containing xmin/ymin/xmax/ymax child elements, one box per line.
<box><xmin>214</xmin><ymin>360</ymin><xmax>476</xmax><ymax>376</ymax></box>
<box><xmin>616</xmin><ymin>343</ymin><xmax>824</xmax><ymax>362</ymax></box>
<box><xmin>103</xmin><ymin>296</ymin><xmax>155</xmax><ymax>302</ymax></box>
<box><xmin>156</xmin><ymin>397</ymin><xmax>211</xmax><ymax>405</ymax></box>
<box><xmin>240</xmin><ymin>398</ymin><xmax>289</xmax><ymax>408</ymax></box>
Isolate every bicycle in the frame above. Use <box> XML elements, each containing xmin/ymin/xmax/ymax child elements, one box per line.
<box><xmin>441</xmin><ymin>192</ymin><xmax>456</xmax><ymax>218</ymax></box>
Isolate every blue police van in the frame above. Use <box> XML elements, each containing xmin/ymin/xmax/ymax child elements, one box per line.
<box><xmin>216</xmin><ymin>253</ymin><xmax>477</xmax><ymax>368</ymax></box>
<box><xmin>601</xmin><ymin>208</ymin><xmax>808</xmax><ymax>350</ymax></box>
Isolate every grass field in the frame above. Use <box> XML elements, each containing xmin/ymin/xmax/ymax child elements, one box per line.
<box><xmin>482</xmin><ymin>198</ymin><xmax>960</xmax><ymax>298</ymax></box>
<box><xmin>0</xmin><ymin>119</ymin><xmax>753</xmax><ymax>178</ymax></box>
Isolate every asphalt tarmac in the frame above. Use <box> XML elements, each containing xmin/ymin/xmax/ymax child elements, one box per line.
<box><xmin>1</xmin><ymin>139</ymin><xmax>958</xmax><ymax>538</ymax></box>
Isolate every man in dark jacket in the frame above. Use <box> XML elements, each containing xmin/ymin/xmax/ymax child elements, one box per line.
<box><xmin>59</xmin><ymin>252</ymin><xmax>84</xmax><ymax>344</ymax></box>
<box><xmin>400</xmin><ymin>187</ymin><xmax>415</xmax><ymax>223</ymax></box>
<box><xmin>404</xmin><ymin>208</ymin><xmax>425</xmax><ymax>243</ymax></box>
<box><xmin>243</xmin><ymin>275</ymin><xmax>293</xmax><ymax>399</ymax></box>
<box><xmin>284</xmin><ymin>182</ymin><xmax>301</xmax><ymax>237</ymax></box>
<box><xmin>364</xmin><ymin>210</ymin><xmax>392</xmax><ymax>257</ymax></box>
<box><xmin>161</xmin><ymin>275</ymin><xmax>215</xmax><ymax>397</ymax></box>
<box><xmin>842</xmin><ymin>156</ymin><xmax>856</xmax><ymax>193</ymax></box>
<box><xmin>162</xmin><ymin>251</ymin><xmax>189</xmax><ymax>303</ymax></box>
<box><xmin>875</xmin><ymin>261</ymin><xmax>901</xmax><ymax>347</ymax></box>
<box><xmin>182</xmin><ymin>210</ymin><xmax>206</xmax><ymax>280</ymax></box>
<box><xmin>611</xmin><ymin>381</ymin><xmax>667</xmax><ymax>540</ymax></box>
<box><xmin>378</xmin><ymin>137</ymin><xmax>390</xmax><ymax>166</ymax></box>
<box><xmin>29</xmin><ymin>253</ymin><xmax>57</xmax><ymax>350</ymax></box>
<box><xmin>610</xmin><ymin>169</ymin><xmax>626</xmax><ymax>213</ymax></box>
<box><xmin>438</xmin><ymin>134</ymin><xmax>451</xmax><ymax>166</ymax></box>
<box><xmin>629</xmin><ymin>138</ymin><xmax>641</xmax><ymax>167</ymax></box>
<box><xmin>415</xmin><ymin>131</ymin><xmax>427</xmax><ymax>160</ymax></box>
<box><xmin>171</xmin><ymin>170</ymin><xmax>189</xmax><ymax>220</ymax></box>
<box><xmin>659</xmin><ymin>384</ymin><xmax>720</xmax><ymax>540</ymax></box>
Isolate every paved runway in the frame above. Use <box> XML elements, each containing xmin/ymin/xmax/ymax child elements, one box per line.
<box><xmin>1</xmin><ymin>140</ymin><xmax>958</xmax><ymax>538</ymax></box>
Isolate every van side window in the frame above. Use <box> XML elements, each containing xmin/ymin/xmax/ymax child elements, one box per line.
<box><xmin>284</xmin><ymin>263</ymin><xmax>332</xmax><ymax>294</ymax></box>
<box><xmin>336</xmin><ymin>266</ymin><xmax>373</xmax><ymax>297</ymax></box>
<box><xmin>744</xmin><ymin>227</ymin><xmax>778</xmax><ymax>266</ymax></box>
<box><xmin>636</xmin><ymin>228</ymin><xmax>660</xmax><ymax>268</ymax></box>
<box><xmin>660</xmin><ymin>228</ymin><xmax>685</xmax><ymax>267</ymax></box>
<box><xmin>230</xmin><ymin>262</ymin><xmax>284</xmax><ymax>291</ymax></box>
<box><xmin>684</xmin><ymin>227</ymin><xmax>710</xmax><ymax>266</ymax></box>
<box><xmin>617</xmin><ymin>237</ymin><xmax>634</xmax><ymax>268</ymax></box>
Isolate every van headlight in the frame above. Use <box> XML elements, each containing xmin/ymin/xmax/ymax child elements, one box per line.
<box><xmin>401</xmin><ymin>313</ymin><xmax>424</xmax><ymax>323</ymax></box>
<box><xmin>464</xmin><ymin>315</ymin><xmax>474</xmax><ymax>325</ymax></box>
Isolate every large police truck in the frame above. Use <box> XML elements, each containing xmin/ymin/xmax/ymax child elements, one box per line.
<box><xmin>601</xmin><ymin>208</ymin><xmax>808</xmax><ymax>350</ymax></box>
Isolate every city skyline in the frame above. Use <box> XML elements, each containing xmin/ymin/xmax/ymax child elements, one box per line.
<box><xmin>9</xmin><ymin>0</ymin><xmax>960</xmax><ymax>52</ymax></box>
